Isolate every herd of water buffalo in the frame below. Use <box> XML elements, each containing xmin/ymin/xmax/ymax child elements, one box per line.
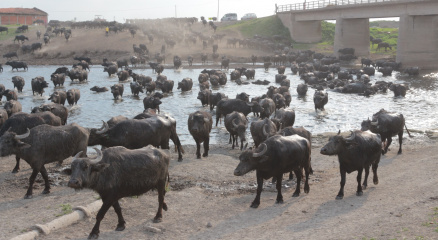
<box><xmin>0</xmin><ymin>35</ymin><xmax>417</xmax><ymax>238</ymax></box>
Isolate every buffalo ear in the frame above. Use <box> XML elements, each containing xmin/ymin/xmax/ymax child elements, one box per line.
<box><xmin>61</xmin><ymin>168</ymin><xmax>72</xmax><ymax>175</ymax></box>
<box><xmin>18</xmin><ymin>141</ymin><xmax>30</xmax><ymax>149</ymax></box>
<box><xmin>91</xmin><ymin>163</ymin><xmax>109</xmax><ymax>172</ymax></box>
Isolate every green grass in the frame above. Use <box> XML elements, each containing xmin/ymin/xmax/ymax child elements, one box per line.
<box><xmin>218</xmin><ymin>15</ymin><xmax>291</xmax><ymax>41</ymax></box>
<box><xmin>55</xmin><ymin>204</ymin><xmax>73</xmax><ymax>217</ymax></box>
<box><xmin>0</xmin><ymin>24</ymin><xmax>22</xmax><ymax>41</ymax></box>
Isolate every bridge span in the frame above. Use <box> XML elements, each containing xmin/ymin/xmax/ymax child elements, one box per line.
<box><xmin>276</xmin><ymin>0</ymin><xmax>438</xmax><ymax>69</ymax></box>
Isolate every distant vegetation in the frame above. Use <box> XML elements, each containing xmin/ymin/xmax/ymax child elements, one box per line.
<box><xmin>0</xmin><ymin>25</ymin><xmax>21</xmax><ymax>41</ymax></box>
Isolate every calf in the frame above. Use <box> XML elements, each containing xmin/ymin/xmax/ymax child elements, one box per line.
<box><xmin>234</xmin><ymin>135</ymin><xmax>311</xmax><ymax>208</ymax></box>
<box><xmin>188</xmin><ymin>111</ymin><xmax>213</xmax><ymax>158</ymax></box>
<box><xmin>320</xmin><ymin>130</ymin><xmax>381</xmax><ymax>199</ymax></box>
<box><xmin>67</xmin><ymin>146</ymin><xmax>169</xmax><ymax>239</ymax></box>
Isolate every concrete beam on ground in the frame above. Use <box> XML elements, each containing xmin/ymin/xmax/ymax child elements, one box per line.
<box><xmin>334</xmin><ymin>18</ymin><xmax>370</xmax><ymax>57</ymax></box>
<box><xmin>397</xmin><ymin>14</ymin><xmax>438</xmax><ymax>69</ymax></box>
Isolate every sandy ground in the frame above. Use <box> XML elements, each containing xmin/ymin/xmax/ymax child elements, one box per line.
<box><xmin>1</xmin><ymin>136</ymin><xmax>437</xmax><ymax>240</ymax></box>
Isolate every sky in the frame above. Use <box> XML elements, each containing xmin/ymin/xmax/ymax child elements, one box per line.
<box><xmin>0</xmin><ymin>0</ymin><xmax>306</xmax><ymax>22</ymax></box>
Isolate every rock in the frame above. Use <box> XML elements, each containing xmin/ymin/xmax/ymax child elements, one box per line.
<box><xmin>145</xmin><ymin>225</ymin><xmax>162</xmax><ymax>233</ymax></box>
<box><xmin>207</xmin><ymin>222</ymin><xmax>212</xmax><ymax>228</ymax></box>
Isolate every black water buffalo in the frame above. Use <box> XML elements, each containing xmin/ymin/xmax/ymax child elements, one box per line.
<box><xmin>215</xmin><ymin>99</ymin><xmax>255</xmax><ymax>126</ymax></box>
<box><xmin>0</xmin><ymin>109</ymin><xmax>8</xmax><ymax>128</ymax></box>
<box><xmin>376</xmin><ymin>42</ymin><xmax>392</xmax><ymax>52</ymax></box>
<box><xmin>157</xmin><ymin>80</ymin><xmax>174</xmax><ymax>93</ymax></box>
<box><xmin>197</xmin><ymin>89</ymin><xmax>210</xmax><ymax>107</ymax></box>
<box><xmin>234</xmin><ymin>135</ymin><xmax>311</xmax><ymax>208</ymax></box>
<box><xmin>13</xmin><ymin>35</ymin><xmax>29</xmax><ymax>44</ymax></box>
<box><xmin>73</xmin><ymin>61</ymin><xmax>90</xmax><ymax>71</ymax></box>
<box><xmin>145</xmin><ymin>81</ymin><xmax>156</xmax><ymax>94</ymax></box>
<box><xmin>89</xmin><ymin>116</ymin><xmax>184</xmax><ymax>161</ymax></box>
<box><xmin>403</xmin><ymin>67</ymin><xmax>419</xmax><ymax>76</ymax></box>
<box><xmin>3</xmin><ymin>52</ymin><xmax>18</xmax><ymax>59</ymax></box>
<box><xmin>209</xmin><ymin>91</ymin><xmax>227</xmax><ymax>111</ymax></box>
<box><xmin>0</xmin><ymin>26</ymin><xmax>8</xmax><ymax>34</ymax></box>
<box><xmin>361</xmin><ymin>58</ymin><xmax>374</xmax><ymax>67</ymax></box>
<box><xmin>48</xmin><ymin>91</ymin><xmax>67</xmax><ymax>105</ymax></box>
<box><xmin>296</xmin><ymin>84</ymin><xmax>308</xmax><ymax>96</ymax></box>
<box><xmin>338</xmin><ymin>48</ymin><xmax>355</xmax><ymax>55</ymax></box>
<box><xmin>259</xmin><ymin>98</ymin><xmax>275</xmax><ymax>119</ymax></box>
<box><xmin>67</xmin><ymin>89</ymin><xmax>80</xmax><ymax>105</ymax></box>
<box><xmin>43</xmin><ymin>35</ymin><xmax>50</xmax><ymax>45</ymax></box>
<box><xmin>361</xmin><ymin>109</ymin><xmax>411</xmax><ymax>155</ymax></box>
<box><xmin>272</xmin><ymin>109</ymin><xmax>295</xmax><ymax>130</ymax></box>
<box><xmin>230</xmin><ymin>70</ymin><xmax>241</xmax><ymax>81</ymax></box>
<box><xmin>143</xmin><ymin>96</ymin><xmax>162</xmax><ymax>113</ymax></box>
<box><xmin>53</xmin><ymin>67</ymin><xmax>69</xmax><ymax>75</ymax></box>
<box><xmin>277</xmin><ymin>66</ymin><xmax>286</xmax><ymax>74</ymax></box>
<box><xmin>130</xmin><ymin>82</ymin><xmax>144</xmax><ymax>96</ymax></box>
<box><xmin>173</xmin><ymin>55</ymin><xmax>182</xmax><ymax>69</ymax></box>
<box><xmin>221</xmin><ymin>58</ymin><xmax>230</xmax><ymax>71</ymax></box>
<box><xmin>0</xmin><ymin>123</ymin><xmax>88</xmax><ymax>197</ymax></box>
<box><xmin>50</xmin><ymin>73</ymin><xmax>65</xmax><ymax>87</ymax></box>
<box><xmin>3</xmin><ymin>89</ymin><xmax>17</xmax><ymax>101</ymax></box>
<box><xmin>67</xmin><ymin>146</ymin><xmax>169</xmax><ymax>239</ymax></box>
<box><xmin>235</xmin><ymin>92</ymin><xmax>250</xmax><ymax>102</ymax></box>
<box><xmin>117</xmin><ymin>70</ymin><xmax>129</xmax><ymax>81</ymax></box>
<box><xmin>31</xmin><ymin>103</ymin><xmax>69</xmax><ymax>125</ymax></box>
<box><xmin>313</xmin><ymin>90</ymin><xmax>328</xmax><ymax>111</ymax></box>
<box><xmin>244</xmin><ymin>69</ymin><xmax>255</xmax><ymax>79</ymax></box>
<box><xmin>250</xmin><ymin>118</ymin><xmax>277</xmax><ymax>148</ymax></box>
<box><xmin>5</xmin><ymin>61</ymin><xmax>28</xmax><ymax>71</ymax></box>
<box><xmin>3</xmin><ymin>100</ymin><xmax>22</xmax><ymax>117</ymax></box>
<box><xmin>177</xmin><ymin>78</ymin><xmax>193</xmax><ymax>92</ymax></box>
<box><xmin>90</xmin><ymin>86</ymin><xmax>108</xmax><ymax>93</ymax></box>
<box><xmin>320</xmin><ymin>130</ymin><xmax>382</xmax><ymax>199</ymax></box>
<box><xmin>111</xmin><ymin>84</ymin><xmax>124</xmax><ymax>99</ymax></box>
<box><xmin>188</xmin><ymin>111</ymin><xmax>213</xmax><ymax>158</ymax></box>
<box><xmin>74</xmin><ymin>56</ymin><xmax>92</xmax><ymax>64</ymax></box>
<box><xmin>31</xmin><ymin>42</ymin><xmax>42</xmax><ymax>52</ymax></box>
<box><xmin>378</xmin><ymin>66</ymin><xmax>393</xmax><ymax>77</ymax></box>
<box><xmin>224</xmin><ymin>111</ymin><xmax>248</xmax><ymax>150</ymax></box>
<box><xmin>67</xmin><ymin>67</ymin><xmax>88</xmax><ymax>82</ymax></box>
<box><xmin>272</xmin><ymin>93</ymin><xmax>286</xmax><ymax>110</ymax></box>
<box><xmin>31</xmin><ymin>77</ymin><xmax>49</xmax><ymax>96</ymax></box>
<box><xmin>104</xmin><ymin>65</ymin><xmax>118</xmax><ymax>77</ymax></box>
<box><xmin>389</xmin><ymin>84</ymin><xmax>408</xmax><ymax>97</ymax></box>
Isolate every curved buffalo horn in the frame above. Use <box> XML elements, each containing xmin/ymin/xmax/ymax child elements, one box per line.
<box><xmin>252</xmin><ymin>143</ymin><xmax>267</xmax><ymax>158</ymax></box>
<box><xmin>337</xmin><ymin>130</ymin><xmax>341</xmax><ymax>135</ymax></box>
<box><xmin>262</xmin><ymin>124</ymin><xmax>269</xmax><ymax>137</ymax></box>
<box><xmin>73</xmin><ymin>151</ymin><xmax>83</xmax><ymax>159</ymax></box>
<box><xmin>344</xmin><ymin>131</ymin><xmax>356</xmax><ymax>141</ymax></box>
<box><xmin>96</xmin><ymin>120</ymin><xmax>109</xmax><ymax>134</ymax></box>
<box><xmin>89</xmin><ymin>147</ymin><xmax>103</xmax><ymax>163</ymax></box>
<box><xmin>370</xmin><ymin>120</ymin><xmax>379</xmax><ymax>126</ymax></box>
<box><xmin>232</xmin><ymin>119</ymin><xmax>239</xmax><ymax>129</ymax></box>
<box><xmin>15</xmin><ymin>128</ymin><xmax>30</xmax><ymax>140</ymax></box>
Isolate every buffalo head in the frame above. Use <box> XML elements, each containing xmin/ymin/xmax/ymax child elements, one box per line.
<box><xmin>234</xmin><ymin>143</ymin><xmax>268</xmax><ymax>176</ymax></box>
<box><xmin>320</xmin><ymin>130</ymin><xmax>356</xmax><ymax>155</ymax></box>
<box><xmin>68</xmin><ymin>148</ymin><xmax>106</xmax><ymax>190</ymax></box>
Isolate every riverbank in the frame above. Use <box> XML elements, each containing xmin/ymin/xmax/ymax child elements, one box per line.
<box><xmin>1</xmin><ymin>136</ymin><xmax>437</xmax><ymax>240</ymax></box>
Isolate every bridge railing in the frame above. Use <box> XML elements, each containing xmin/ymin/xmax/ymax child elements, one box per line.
<box><xmin>276</xmin><ymin>0</ymin><xmax>415</xmax><ymax>12</ymax></box>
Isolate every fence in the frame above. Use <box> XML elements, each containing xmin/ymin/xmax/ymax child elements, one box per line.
<box><xmin>276</xmin><ymin>0</ymin><xmax>424</xmax><ymax>12</ymax></box>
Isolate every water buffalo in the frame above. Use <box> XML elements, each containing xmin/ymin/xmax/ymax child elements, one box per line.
<box><xmin>90</xmin><ymin>86</ymin><xmax>109</xmax><ymax>93</ymax></box>
<box><xmin>67</xmin><ymin>146</ymin><xmax>169</xmax><ymax>239</ymax></box>
<box><xmin>143</xmin><ymin>96</ymin><xmax>162</xmax><ymax>113</ymax></box>
<box><xmin>145</xmin><ymin>81</ymin><xmax>156</xmax><ymax>94</ymax></box>
<box><xmin>277</xmin><ymin>66</ymin><xmax>286</xmax><ymax>74</ymax></box>
<box><xmin>272</xmin><ymin>108</ymin><xmax>295</xmax><ymax>130</ymax></box>
<box><xmin>224</xmin><ymin>111</ymin><xmax>248</xmax><ymax>150</ymax></box>
<box><xmin>13</xmin><ymin>35</ymin><xmax>29</xmax><ymax>44</ymax></box>
<box><xmin>48</xmin><ymin>90</ymin><xmax>67</xmax><ymax>105</ymax></box>
<box><xmin>130</xmin><ymin>82</ymin><xmax>144</xmax><ymax>96</ymax></box>
<box><xmin>361</xmin><ymin>109</ymin><xmax>411</xmax><ymax>155</ymax></box>
<box><xmin>89</xmin><ymin>116</ymin><xmax>184</xmax><ymax>161</ymax></box>
<box><xmin>50</xmin><ymin>73</ymin><xmax>65</xmax><ymax>87</ymax></box>
<box><xmin>5</xmin><ymin>61</ymin><xmax>28</xmax><ymax>71</ymax></box>
<box><xmin>188</xmin><ymin>111</ymin><xmax>213</xmax><ymax>158</ymax></box>
<box><xmin>31</xmin><ymin>42</ymin><xmax>42</xmax><ymax>52</ymax></box>
<box><xmin>31</xmin><ymin>77</ymin><xmax>49</xmax><ymax>96</ymax></box>
<box><xmin>197</xmin><ymin>89</ymin><xmax>210</xmax><ymax>107</ymax></box>
<box><xmin>215</xmin><ymin>99</ymin><xmax>256</xmax><ymax>126</ymax></box>
<box><xmin>157</xmin><ymin>80</ymin><xmax>174</xmax><ymax>93</ymax></box>
<box><xmin>320</xmin><ymin>130</ymin><xmax>382</xmax><ymax>199</ymax></box>
<box><xmin>3</xmin><ymin>100</ymin><xmax>22</xmax><ymax>117</ymax></box>
<box><xmin>376</xmin><ymin>42</ymin><xmax>392</xmax><ymax>52</ymax></box>
<box><xmin>53</xmin><ymin>66</ymin><xmax>69</xmax><ymax>75</ymax></box>
<box><xmin>3</xmin><ymin>89</ymin><xmax>18</xmax><ymax>101</ymax></box>
<box><xmin>209</xmin><ymin>91</ymin><xmax>227</xmax><ymax>111</ymax></box>
<box><xmin>31</xmin><ymin>103</ymin><xmax>69</xmax><ymax>125</ymax></box>
<box><xmin>296</xmin><ymin>84</ymin><xmax>308</xmax><ymax>96</ymax></box>
<box><xmin>313</xmin><ymin>90</ymin><xmax>328</xmax><ymax>111</ymax></box>
<box><xmin>173</xmin><ymin>55</ymin><xmax>182</xmax><ymax>69</ymax></box>
<box><xmin>67</xmin><ymin>67</ymin><xmax>88</xmax><ymax>82</ymax></box>
<box><xmin>259</xmin><ymin>98</ymin><xmax>275</xmax><ymax>119</ymax></box>
<box><xmin>389</xmin><ymin>84</ymin><xmax>408</xmax><ymax>97</ymax></box>
<box><xmin>111</xmin><ymin>84</ymin><xmax>124</xmax><ymax>99</ymax></box>
<box><xmin>104</xmin><ymin>65</ymin><xmax>118</xmax><ymax>77</ymax></box>
<box><xmin>117</xmin><ymin>70</ymin><xmax>129</xmax><ymax>81</ymax></box>
<box><xmin>221</xmin><ymin>58</ymin><xmax>230</xmax><ymax>71</ymax></box>
<box><xmin>3</xmin><ymin>52</ymin><xmax>18</xmax><ymax>59</ymax></box>
<box><xmin>0</xmin><ymin>123</ymin><xmax>89</xmax><ymax>198</ymax></box>
<box><xmin>177</xmin><ymin>78</ymin><xmax>193</xmax><ymax>92</ymax></box>
<box><xmin>0</xmin><ymin>109</ymin><xmax>8</xmax><ymax>128</ymax></box>
<box><xmin>234</xmin><ymin>135</ymin><xmax>311</xmax><ymax>208</ymax></box>
<box><xmin>250</xmin><ymin>118</ymin><xmax>277</xmax><ymax>148</ymax></box>
<box><xmin>12</xmin><ymin>76</ymin><xmax>25</xmax><ymax>92</ymax></box>
<box><xmin>403</xmin><ymin>67</ymin><xmax>419</xmax><ymax>76</ymax></box>
<box><xmin>67</xmin><ymin>89</ymin><xmax>81</xmax><ymax>105</ymax></box>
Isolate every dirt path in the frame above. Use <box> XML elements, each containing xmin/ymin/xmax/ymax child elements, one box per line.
<box><xmin>1</xmin><ymin>138</ymin><xmax>437</xmax><ymax>240</ymax></box>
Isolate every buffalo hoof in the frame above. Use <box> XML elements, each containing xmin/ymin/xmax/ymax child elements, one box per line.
<box><xmin>292</xmin><ymin>192</ymin><xmax>300</xmax><ymax>197</ymax></box>
<box><xmin>153</xmin><ymin>217</ymin><xmax>162</xmax><ymax>223</ymax></box>
<box><xmin>288</xmin><ymin>172</ymin><xmax>293</xmax><ymax>180</ymax></box>
<box><xmin>24</xmin><ymin>194</ymin><xmax>33</xmax><ymax>199</ymax></box>
<box><xmin>163</xmin><ymin>202</ymin><xmax>168</xmax><ymax>211</ymax></box>
<box><xmin>398</xmin><ymin>150</ymin><xmax>402</xmax><ymax>155</ymax></box>
<box><xmin>88</xmin><ymin>233</ymin><xmax>99</xmax><ymax>239</ymax></box>
<box><xmin>374</xmin><ymin>178</ymin><xmax>379</xmax><ymax>185</ymax></box>
<box><xmin>42</xmin><ymin>189</ymin><xmax>50</xmax><ymax>194</ymax></box>
<box><xmin>304</xmin><ymin>186</ymin><xmax>310</xmax><ymax>193</ymax></box>
<box><xmin>177</xmin><ymin>158</ymin><xmax>183</xmax><ymax>162</ymax></box>
<box><xmin>336</xmin><ymin>195</ymin><xmax>343</xmax><ymax>200</ymax></box>
<box><xmin>250</xmin><ymin>202</ymin><xmax>259</xmax><ymax>208</ymax></box>
<box><xmin>275</xmin><ymin>199</ymin><xmax>284</xmax><ymax>204</ymax></box>
<box><xmin>115</xmin><ymin>224</ymin><xmax>125</xmax><ymax>231</ymax></box>
<box><xmin>12</xmin><ymin>168</ymin><xmax>19</xmax><ymax>173</ymax></box>
<box><xmin>362</xmin><ymin>185</ymin><xmax>367</xmax><ymax>190</ymax></box>
<box><xmin>196</xmin><ymin>155</ymin><xmax>201</xmax><ymax>159</ymax></box>
<box><xmin>356</xmin><ymin>191</ymin><xmax>363</xmax><ymax>196</ymax></box>
<box><xmin>202</xmin><ymin>153</ymin><xmax>208</xmax><ymax>157</ymax></box>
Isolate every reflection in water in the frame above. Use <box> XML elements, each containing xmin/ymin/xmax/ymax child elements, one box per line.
<box><xmin>1</xmin><ymin>65</ymin><xmax>437</xmax><ymax>145</ymax></box>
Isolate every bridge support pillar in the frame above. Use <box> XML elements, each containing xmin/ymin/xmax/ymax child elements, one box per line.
<box><xmin>397</xmin><ymin>14</ymin><xmax>438</xmax><ymax>69</ymax></box>
<box><xmin>277</xmin><ymin>13</ymin><xmax>321</xmax><ymax>43</ymax></box>
<box><xmin>334</xmin><ymin>18</ymin><xmax>370</xmax><ymax>57</ymax></box>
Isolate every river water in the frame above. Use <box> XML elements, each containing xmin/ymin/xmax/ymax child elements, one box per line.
<box><xmin>0</xmin><ymin>65</ymin><xmax>437</xmax><ymax>145</ymax></box>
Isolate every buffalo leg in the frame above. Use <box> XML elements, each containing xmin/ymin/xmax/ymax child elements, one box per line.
<box><xmin>12</xmin><ymin>156</ymin><xmax>20</xmax><ymax>173</ymax></box>
<box><xmin>231</xmin><ymin>135</ymin><xmax>236</xmax><ymax>149</ymax></box>
<box><xmin>362</xmin><ymin>166</ymin><xmax>370</xmax><ymax>190</ymax></box>
<box><xmin>202</xmin><ymin>138</ymin><xmax>209</xmax><ymax>157</ymax></box>
<box><xmin>251</xmin><ymin>171</ymin><xmax>263</xmax><ymax>208</ymax></box>
<box><xmin>240</xmin><ymin>139</ymin><xmax>244</xmax><ymax>150</ymax></box>
<box><xmin>397</xmin><ymin>131</ymin><xmax>403</xmax><ymax>154</ymax></box>
<box><xmin>40</xmin><ymin>166</ymin><xmax>51</xmax><ymax>194</ymax></box>
<box><xmin>356</xmin><ymin>168</ymin><xmax>363</xmax><ymax>196</ymax></box>
<box><xmin>195</xmin><ymin>140</ymin><xmax>201</xmax><ymax>159</ymax></box>
<box><xmin>24</xmin><ymin>169</ymin><xmax>39</xmax><ymax>199</ymax></box>
<box><xmin>154</xmin><ymin>179</ymin><xmax>166</xmax><ymax>223</ymax></box>
<box><xmin>89</xmin><ymin>199</ymin><xmax>113</xmax><ymax>239</ymax></box>
<box><xmin>228</xmin><ymin>134</ymin><xmax>232</xmax><ymax>144</ymax></box>
<box><xmin>336</xmin><ymin>169</ymin><xmax>346</xmax><ymax>200</ymax></box>
<box><xmin>113</xmin><ymin>201</ymin><xmax>126</xmax><ymax>231</ymax></box>
<box><xmin>384</xmin><ymin>137</ymin><xmax>392</xmax><ymax>154</ymax></box>
<box><xmin>275</xmin><ymin>173</ymin><xmax>283</xmax><ymax>204</ymax></box>
<box><xmin>288</xmin><ymin>171</ymin><xmax>294</xmax><ymax>180</ymax></box>
<box><xmin>292</xmin><ymin>168</ymin><xmax>302</xmax><ymax>197</ymax></box>
<box><xmin>372</xmin><ymin>161</ymin><xmax>379</xmax><ymax>185</ymax></box>
<box><xmin>304</xmin><ymin>166</ymin><xmax>310</xmax><ymax>194</ymax></box>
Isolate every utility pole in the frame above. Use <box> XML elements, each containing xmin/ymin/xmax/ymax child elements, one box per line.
<box><xmin>175</xmin><ymin>5</ymin><xmax>177</xmax><ymax>18</ymax></box>
<box><xmin>217</xmin><ymin>0</ymin><xmax>219</xmax><ymax>20</ymax></box>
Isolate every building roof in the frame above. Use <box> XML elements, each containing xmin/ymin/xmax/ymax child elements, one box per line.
<box><xmin>0</xmin><ymin>7</ymin><xmax>47</xmax><ymax>16</ymax></box>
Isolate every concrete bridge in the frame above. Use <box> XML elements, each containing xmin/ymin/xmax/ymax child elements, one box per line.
<box><xmin>276</xmin><ymin>0</ymin><xmax>438</xmax><ymax>69</ymax></box>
